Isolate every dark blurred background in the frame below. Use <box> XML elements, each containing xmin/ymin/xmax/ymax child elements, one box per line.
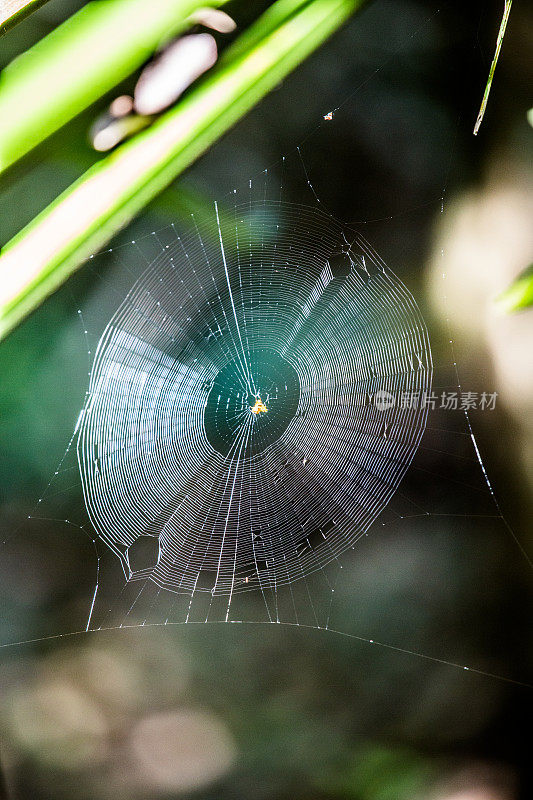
<box><xmin>0</xmin><ymin>0</ymin><xmax>532</xmax><ymax>798</ymax></box>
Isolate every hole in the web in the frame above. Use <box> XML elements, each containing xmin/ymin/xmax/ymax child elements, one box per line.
<box><xmin>127</xmin><ymin>536</ymin><xmax>160</xmax><ymax>573</ymax></box>
<box><xmin>328</xmin><ymin>252</ymin><xmax>352</xmax><ymax>279</ymax></box>
<box><xmin>197</xmin><ymin>569</ymin><xmax>217</xmax><ymax>591</ymax></box>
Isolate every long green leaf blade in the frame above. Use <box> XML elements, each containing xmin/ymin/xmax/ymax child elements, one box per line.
<box><xmin>0</xmin><ymin>0</ymin><xmax>362</xmax><ymax>340</ymax></box>
<box><xmin>0</xmin><ymin>0</ymin><xmax>228</xmax><ymax>174</ymax></box>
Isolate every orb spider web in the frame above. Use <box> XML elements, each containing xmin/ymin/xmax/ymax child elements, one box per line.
<box><xmin>76</xmin><ymin>194</ymin><xmax>432</xmax><ymax>628</ymax></box>
<box><xmin>2</xmin><ymin>3</ymin><xmax>530</xmax><ymax>691</ymax></box>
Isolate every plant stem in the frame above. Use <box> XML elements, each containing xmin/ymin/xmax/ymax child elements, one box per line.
<box><xmin>473</xmin><ymin>0</ymin><xmax>512</xmax><ymax>135</ymax></box>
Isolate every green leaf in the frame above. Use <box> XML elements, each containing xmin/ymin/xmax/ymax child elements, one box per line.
<box><xmin>0</xmin><ymin>0</ymin><xmax>229</xmax><ymax>174</ymax></box>
<box><xmin>0</xmin><ymin>0</ymin><xmax>363</xmax><ymax>340</ymax></box>
<box><xmin>495</xmin><ymin>263</ymin><xmax>533</xmax><ymax>313</ymax></box>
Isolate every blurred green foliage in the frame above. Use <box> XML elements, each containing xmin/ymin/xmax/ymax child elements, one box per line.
<box><xmin>497</xmin><ymin>263</ymin><xmax>533</xmax><ymax>313</ymax></box>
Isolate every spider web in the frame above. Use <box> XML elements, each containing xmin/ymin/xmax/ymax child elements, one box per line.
<box><xmin>76</xmin><ymin>193</ymin><xmax>432</xmax><ymax>629</ymax></box>
<box><xmin>1</xmin><ymin>5</ymin><xmax>531</xmax><ymax>692</ymax></box>
<box><xmin>3</xmin><ymin>150</ymin><xmax>528</xmax><ymax>691</ymax></box>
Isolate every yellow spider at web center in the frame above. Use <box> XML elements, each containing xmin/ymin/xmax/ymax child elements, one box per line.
<box><xmin>250</xmin><ymin>397</ymin><xmax>268</xmax><ymax>415</ymax></box>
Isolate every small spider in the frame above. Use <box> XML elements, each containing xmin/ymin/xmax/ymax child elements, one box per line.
<box><xmin>251</xmin><ymin>397</ymin><xmax>268</xmax><ymax>415</ymax></box>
